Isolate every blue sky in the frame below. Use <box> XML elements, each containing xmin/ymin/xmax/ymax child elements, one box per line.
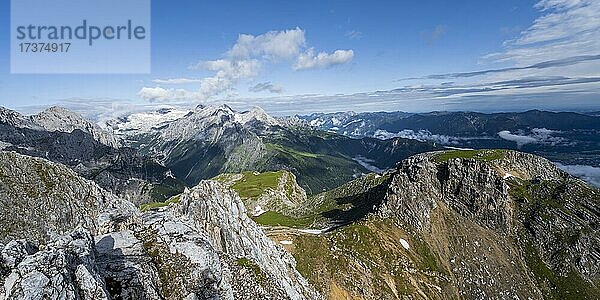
<box><xmin>1</xmin><ymin>0</ymin><xmax>599</xmax><ymax>115</ymax></box>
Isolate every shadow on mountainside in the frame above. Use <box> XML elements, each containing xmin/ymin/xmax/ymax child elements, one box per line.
<box><xmin>320</xmin><ymin>177</ymin><xmax>391</xmax><ymax>230</ymax></box>
<box><xmin>95</xmin><ymin>235</ymin><xmax>152</xmax><ymax>300</ymax></box>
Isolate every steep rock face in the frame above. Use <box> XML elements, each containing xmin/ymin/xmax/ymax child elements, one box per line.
<box><xmin>111</xmin><ymin>105</ymin><xmax>279</xmax><ymax>143</ymax></box>
<box><xmin>380</xmin><ymin>150</ymin><xmax>599</xmax><ymax>298</ymax></box>
<box><xmin>379</xmin><ymin>155</ymin><xmax>442</xmax><ymax>232</ymax></box>
<box><xmin>175</xmin><ymin>181</ymin><xmax>319</xmax><ymax>299</ymax></box>
<box><xmin>381</xmin><ymin>150</ymin><xmax>564</xmax><ymax>233</ymax></box>
<box><xmin>439</xmin><ymin>158</ymin><xmax>514</xmax><ymax>233</ymax></box>
<box><xmin>496</xmin><ymin>150</ymin><xmax>564</xmax><ymax>180</ymax></box>
<box><xmin>98</xmin><ymin>203</ymin><xmax>301</xmax><ymax>300</ymax></box>
<box><xmin>94</xmin><ymin>230</ymin><xmax>163</xmax><ymax>299</ymax></box>
<box><xmin>285</xmin><ymin>150</ymin><xmax>598</xmax><ymax>299</ymax></box>
<box><xmin>0</xmin><ymin>151</ymin><xmax>138</xmax><ymax>244</ymax></box>
<box><xmin>509</xmin><ymin>174</ymin><xmax>600</xmax><ymax>287</ymax></box>
<box><xmin>0</xmin><ymin>114</ymin><xmax>184</xmax><ymax>204</ymax></box>
<box><xmin>1</xmin><ymin>200</ymin><xmax>293</xmax><ymax>300</ymax></box>
<box><xmin>0</xmin><ymin>106</ymin><xmax>118</xmax><ymax>148</ymax></box>
<box><xmin>126</xmin><ymin>105</ymin><xmax>272</xmax><ymax>187</ymax></box>
<box><xmin>1</xmin><ymin>228</ymin><xmax>109</xmax><ymax>300</ymax></box>
<box><xmin>0</xmin><ymin>108</ymin><xmax>40</xmax><ymax>130</ymax></box>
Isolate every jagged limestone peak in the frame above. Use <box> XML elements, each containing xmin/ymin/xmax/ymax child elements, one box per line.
<box><xmin>173</xmin><ymin>180</ymin><xmax>320</xmax><ymax>299</ymax></box>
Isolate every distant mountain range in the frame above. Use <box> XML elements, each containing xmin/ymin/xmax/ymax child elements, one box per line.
<box><xmin>0</xmin><ymin>105</ymin><xmax>438</xmax><ymax>197</ymax></box>
<box><xmin>297</xmin><ymin>111</ymin><xmax>413</xmax><ymax>137</ymax></box>
<box><xmin>300</xmin><ymin>110</ymin><xmax>600</xmax><ymax>169</ymax></box>
<box><xmin>105</xmin><ymin>104</ymin><xmax>438</xmax><ymax>193</ymax></box>
<box><xmin>300</xmin><ymin>109</ymin><xmax>600</xmax><ymax>137</ymax></box>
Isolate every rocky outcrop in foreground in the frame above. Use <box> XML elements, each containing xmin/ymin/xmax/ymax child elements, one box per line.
<box><xmin>0</xmin><ymin>151</ymin><xmax>319</xmax><ymax>299</ymax></box>
<box><xmin>283</xmin><ymin>150</ymin><xmax>599</xmax><ymax>299</ymax></box>
<box><xmin>0</xmin><ymin>151</ymin><xmax>138</xmax><ymax>244</ymax></box>
<box><xmin>380</xmin><ymin>150</ymin><xmax>600</xmax><ymax>299</ymax></box>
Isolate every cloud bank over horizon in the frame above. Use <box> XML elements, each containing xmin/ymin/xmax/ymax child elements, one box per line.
<box><xmin>387</xmin><ymin>0</ymin><xmax>600</xmax><ymax>113</ymax></box>
<box><xmin>555</xmin><ymin>163</ymin><xmax>600</xmax><ymax>187</ymax></box>
<box><xmin>498</xmin><ymin>128</ymin><xmax>566</xmax><ymax>147</ymax></box>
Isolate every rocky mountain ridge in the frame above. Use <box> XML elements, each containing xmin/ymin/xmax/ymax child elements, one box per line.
<box><xmin>1</xmin><ymin>144</ymin><xmax>599</xmax><ymax>299</ymax></box>
<box><xmin>0</xmin><ymin>151</ymin><xmax>320</xmax><ymax>299</ymax></box>
<box><xmin>213</xmin><ymin>170</ymin><xmax>308</xmax><ymax>217</ymax></box>
<box><xmin>1</xmin><ymin>106</ymin><xmax>119</xmax><ymax>147</ymax></box>
<box><xmin>0</xmin><ymin>151</ymin><xmax>138</xmax><ymax>244</ymax></box>
<box><xmin>278</xmin><ymin>149</ymin><xmax>599</xmax><ymax>299</ymax></box>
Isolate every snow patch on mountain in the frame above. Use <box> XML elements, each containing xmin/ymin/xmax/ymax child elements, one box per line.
<box><xmin>234</xmin><ymin>106</ymin><xmax>279</xmax><ymax>126</ymax></box>
<box><xmin>399</xmin><ymin>238</ymin><xmax>410</xmax><ymax>250</ymax></box>
<box><xmin>110</xmin><ymin>105</ymin><xmax>281</xmax><ymax>140</ymax></box>
<box><xmin>109</xmin><ymin>108</ymin><xmax>192</xmax><ymax>134</ymax></box>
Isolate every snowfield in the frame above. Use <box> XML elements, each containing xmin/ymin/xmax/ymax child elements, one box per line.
<box><xmin>400</xmin><ymin>238</ymin><xmax>410</xmax><ymax>250</ymax></box>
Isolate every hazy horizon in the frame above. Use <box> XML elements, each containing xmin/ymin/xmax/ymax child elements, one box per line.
<box><xmin>7</xmin><ymin>98</ymin><xmax>600</xmax><ymax>121</ymax></box>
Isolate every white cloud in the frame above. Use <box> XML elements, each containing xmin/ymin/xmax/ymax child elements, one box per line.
<box><xmin>391</xmin><ymin>0</ymin><xmax>600</xmax><ymax>111</ymax></box>
<box><xmin>497</xmin><ymin>128</ymin><xmax>565</xmax><ymax>147</ymax></box>
<box><xmin>555</xmin><ymin>162</ymin><xmax>600</xmax><ymax>187</ymax></box>
<box><xmin>137</xmin><ymin>87</ymin><xmax>172</xmax><ymax>101</ymax></box>
<box><xmin>345</xmin><ymin>30</ymin><xmax>363</xmax><ymax>40</ymax></box>
<box><xmin>374</xmin><ymin>129</ymin><xmax>471</xmax><ymax>145</ymax></box>
<box><xmin>142</xmin><ymin>59</ymin><xmax>261</xmax><ymax>102</ymax></box>
<box><xmin>498</xmin><ymin>131</ymin><xmax>539</xmax><ymax>146</ymax></box>
<box><xmin>197</xmin><ymin>59</ymin><xmax>261</xmax><ymax>99</ymax></box>
<box><xmin>152</xmin><ymin>78</ymin><xmax>204</xmax><ymax>84</ymax></box>
<box><xmin>294</xmin><ymin>48</ymin><xmax>354</xmax><ymax>70</ymax></box>
<box><xmin>353</xmin><ymin>156</ymin><xmax>384</xmax><ymax>173</ymax></box>
<box><xmin>137</xmin><ymin>87</ymin><xmax>197</xmax><ymax>102</ymax></box>
<box><xmin>249</xmin><ymin>82</ymin><xmax>283</xmax><ymax>93</ymax></box>
<box><xmin>201</xmin><ymin>59</ymin><xmax>261</xmax><ymax>79</ymax></box>
<box><xmin>227</xmin><ymin>28</ymin><xmax>306</xmax><ymax>60</ymax></box>
<box><xmin>485</xmin><ymin>0</ymin><xmax>600</xmax><ymax>66</ymax></box>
